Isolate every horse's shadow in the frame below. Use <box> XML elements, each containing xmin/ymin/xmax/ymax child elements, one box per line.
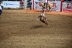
<box><xmin>30</xmin><ymin>25</ymin><xmax>43</xmax><ymax>29</ymax></box>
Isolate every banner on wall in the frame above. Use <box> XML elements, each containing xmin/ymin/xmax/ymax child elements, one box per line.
<box><xmin>2</xmin><ymin>1</ymin><xmax>20</xmax><ymax>8</ymax></box>
<box><xmin>33</xmin><ymin>0</ymin><xmax>61</xmax><ymax>11</ymax></box>
<box><xmin>62</xmin><ymin>2</ymin><xmax>72</xmax><ymax>12</ymax></box>
<box><xmin>48</xmin><ymin>1</ymin><xmax>61</xmax><ymax>11</ymax></box>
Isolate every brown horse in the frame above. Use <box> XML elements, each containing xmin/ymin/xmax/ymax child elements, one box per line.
<box><xmin>38</xmin><ymin>2</ymin><xmax>52</xmax><ymax>25</ymax></box>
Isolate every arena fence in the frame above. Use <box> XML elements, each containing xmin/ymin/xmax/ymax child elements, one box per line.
<box><xmin>1</xmin><ymin>0</ymin><xmax>72</xmax><ymax>12</ymax></box>
<box><xmin>31</xmin><ymin>0</ymin><xmax>72</xmax><ymax>12</ymax></box>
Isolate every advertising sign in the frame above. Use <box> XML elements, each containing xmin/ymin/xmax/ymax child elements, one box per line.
<box><xmin>48</xmin><ymin>1</ymin><xmax>61</xmax><ymax>11</ymax></box>
<box><xmin>62</xmin><ymin>2</ymin><xmax>72</xmax><ymax>12</ymax></box>
<box><xmin>2</xmin><ymin>1</ymin><xmax>20</xmax><ymax>8</ymax></box>
<box><xmin>33</xmin><ymin>0</ymin><xmax>61</xmax><ymax>11</ymax></box>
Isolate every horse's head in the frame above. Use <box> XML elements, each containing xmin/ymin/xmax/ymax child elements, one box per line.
<box><xmin>39</xmin><ymin>2</ymin><xmax>44</xmax><ymax>6</ymax></box>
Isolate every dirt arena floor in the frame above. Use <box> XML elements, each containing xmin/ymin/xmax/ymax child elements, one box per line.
<box><xmin>0</xmin><ymin>10</ymin><xmax>72</xmax><ymax>48</ymax></box>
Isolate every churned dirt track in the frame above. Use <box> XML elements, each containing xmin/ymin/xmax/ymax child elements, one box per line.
<box><xmin>0</xmin><ymin>10</ymin><xmax>72</xmax><ymax>48</ymax></box>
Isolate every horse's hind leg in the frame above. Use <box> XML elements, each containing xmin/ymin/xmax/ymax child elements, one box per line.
<box><xmin>45</xmin><ymin>21</ymin><xmax>48</xmax><ymax>25</ymax></box>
